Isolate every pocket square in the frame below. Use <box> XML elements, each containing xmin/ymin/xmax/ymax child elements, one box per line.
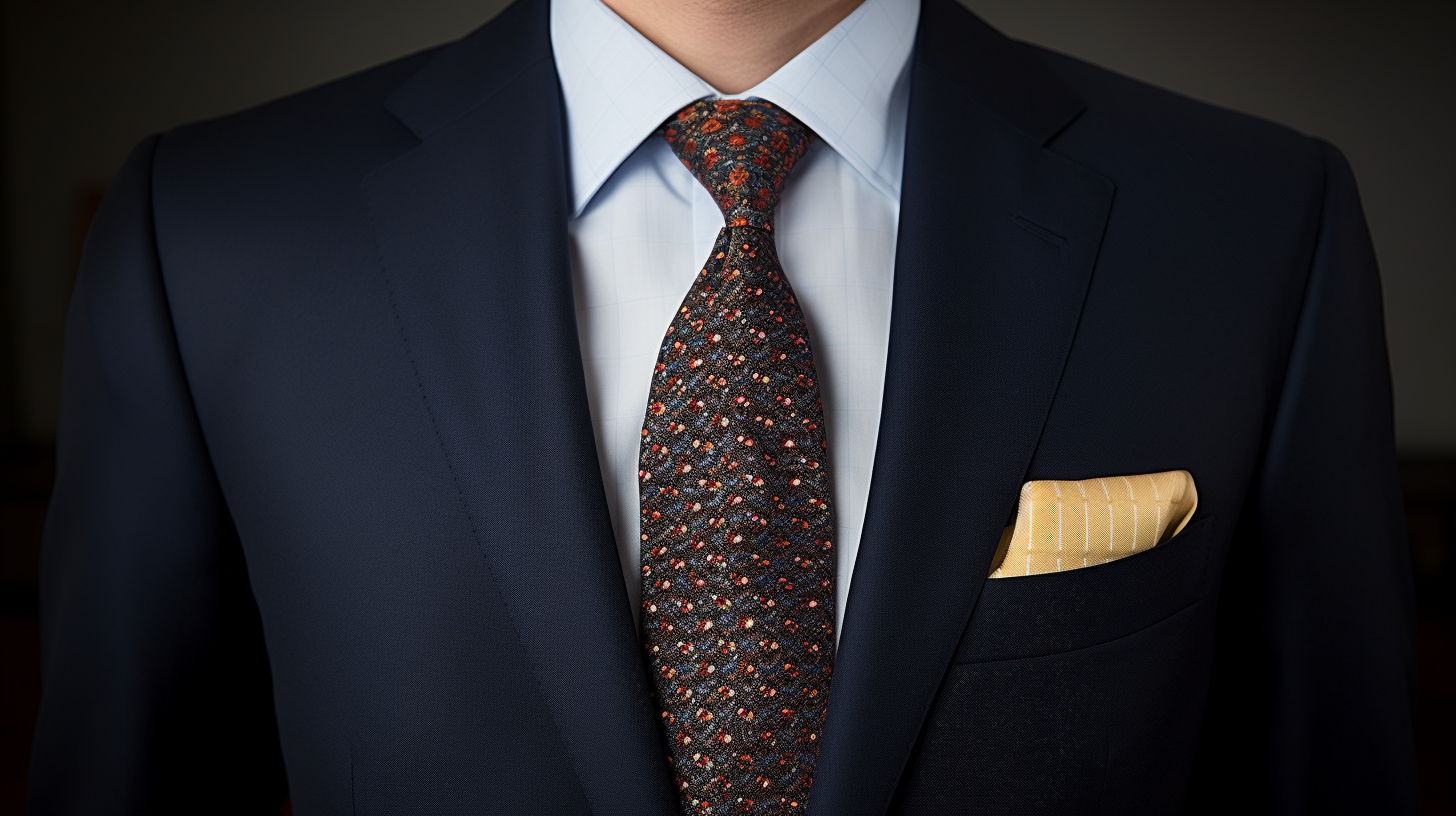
<box><xmin>988</xmin><ymin>470</ymin><xmax>1198</xmax><ymax>578</ymax></box>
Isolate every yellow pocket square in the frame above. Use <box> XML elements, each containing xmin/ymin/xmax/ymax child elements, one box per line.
<box><xmin>988</xmin><ymin>470</ymin><xmax>1198</xmax><ymax>578</ymax></box>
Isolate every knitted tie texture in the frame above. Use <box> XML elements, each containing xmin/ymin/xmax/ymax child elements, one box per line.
<box><xmin>641</xmin><ymin>98</ymin><xmax>835</xmax><ymax>815</ymax></box>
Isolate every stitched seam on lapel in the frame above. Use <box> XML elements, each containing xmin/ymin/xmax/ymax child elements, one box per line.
<box><xmin>948</xmin><ymin>187</ymin><xmax>1110</xmax><ymax>645</ymax></box>
<box><xmin>994</xmin><ymin>181</ymin><xmax>1114</xmax><ymax>518</ymax></box>
<box><xmin>1013</xmin><ymin>214</ymin><xmax>1068</xmax><ymax>246</ymax></box>
<box><xmin>364</xmin><ymin>200</ymin><xmax>596</xmax><ymax>815</ymax></box>
<box><xmin>852</xmin><ymin>62</ymin><xmax>1115</xmax><ymax>811</ymax></box>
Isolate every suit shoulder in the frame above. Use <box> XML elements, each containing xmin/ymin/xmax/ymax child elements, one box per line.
<box><xmin>1030</xmin><ymin>45</ymin><xmax>1327</xmax><ymax>191</ymax></box>
<box><xmin>150</xmin><ymin>43</ymin><xmax>445</xmax><ymax>201</ymax></box>
<box><xmin>209</xmin><ymin>43</ymin><xmax>443</xmax><ymax>131</ymax></box>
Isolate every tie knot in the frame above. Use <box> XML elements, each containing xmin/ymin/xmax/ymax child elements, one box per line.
<box><xmin>663</xmin><ymin>98</ymin><xmax>814</xmax><ymax>229</ymax></box>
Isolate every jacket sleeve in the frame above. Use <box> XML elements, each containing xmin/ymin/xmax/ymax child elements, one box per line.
<box><xmin>1187</xmin><ymin>141</ymin><xmax>1419</xmax><ymax>814</ymax></box>
<box><xmin>28</xmin><ymin>136</ymin><xmax>286</xmax><ymax>814</ymax></box>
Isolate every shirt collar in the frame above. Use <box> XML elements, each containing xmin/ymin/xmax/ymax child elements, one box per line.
<box><xmin>551</xmin><ymin>0</ymin><xmax>920</xmax><ymax>216</ymax></box>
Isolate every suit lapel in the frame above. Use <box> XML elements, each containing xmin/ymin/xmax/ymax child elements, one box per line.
<box><xmin>360</xmin><ymin>2</ymin><xmax>678</xmax><ymax>812</ymax></box>
<box><xmin>360</xmin><ymin>0</ymin><xmax>1111</xmax><ymax>810</ymax></box>
<box><xmin>810</xmin><ymin>2</ymin><xmax>1115</xmax><ymax>813</ymax></box>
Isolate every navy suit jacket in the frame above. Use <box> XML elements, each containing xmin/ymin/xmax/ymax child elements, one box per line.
<box><xmin>29</xmin><ymin>0</ymin><xmax>1418</xmax><ymax>813</ymax></box>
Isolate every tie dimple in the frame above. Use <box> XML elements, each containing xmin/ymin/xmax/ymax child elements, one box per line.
<box><xmin>663</xmin><ymin>98</ymin><xmax>814</xmax><ymax>228</ymax></box>
<box><xmin>641</xmin><ymin>99</ymin><xmax>835</xmax><ymax>815</ymax></box>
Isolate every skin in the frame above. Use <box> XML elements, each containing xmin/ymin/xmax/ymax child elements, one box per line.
<box><xmin>600</xmin><ymin>0</ymin><xmax>865</xmax><ymax>93</ymax></box>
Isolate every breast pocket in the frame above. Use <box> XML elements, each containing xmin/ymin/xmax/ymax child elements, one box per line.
<box><xmin>952</xmin><ymin>516</ymin><xmax>1218</xmax><ymax>664</ymax></box>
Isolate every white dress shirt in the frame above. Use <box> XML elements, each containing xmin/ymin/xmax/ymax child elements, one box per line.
<box><xmin>551</xmin><ymin>0</ymin><xmax>918</xmax><ymax>637</ymax></box>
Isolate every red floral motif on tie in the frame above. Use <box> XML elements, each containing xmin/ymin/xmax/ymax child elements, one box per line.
<box><xmin>641</xmin><ymin>99</ymin><xmax>834</xmax><ymax>815</ymax></box>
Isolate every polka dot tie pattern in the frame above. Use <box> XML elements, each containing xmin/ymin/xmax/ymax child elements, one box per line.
<box><xmin>640</xmin><ymin>99</ymin><xmax>835</xmax><ymax>815</ymax></box>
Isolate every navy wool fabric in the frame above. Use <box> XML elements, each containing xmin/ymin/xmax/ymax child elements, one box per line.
<box><xmin>29</xmin><ymin>0</ymin><xmax>1416</xmax><ymax>813</ymax></box>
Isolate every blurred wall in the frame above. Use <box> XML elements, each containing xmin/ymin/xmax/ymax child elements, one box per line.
<box><xmin>2</xmin><ymin>0</ymin><xmax>1453</xmax><ymax>452</ymax></box>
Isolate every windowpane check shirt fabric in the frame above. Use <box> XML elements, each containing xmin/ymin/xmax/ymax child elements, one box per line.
<box><xmin>551</xmin><ymin>0</ymin><xmax>919</xmax><ymax>637</ymax></box>
<box><xmin>642</xmin><ymin>98</ymin><xmax>835</xmax><ymax>816</ymax></box>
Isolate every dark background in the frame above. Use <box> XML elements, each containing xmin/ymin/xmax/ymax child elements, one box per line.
<box><xmin>1</xmin><ymin>0</ymin><xmax>1451</xmax><ymax>812</ymax></box>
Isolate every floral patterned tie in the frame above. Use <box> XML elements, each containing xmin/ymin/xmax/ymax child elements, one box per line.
<box><xmin>640</xmin><ymin>99</ymin><xmax>835</xmax><ymax>815</ymax></box>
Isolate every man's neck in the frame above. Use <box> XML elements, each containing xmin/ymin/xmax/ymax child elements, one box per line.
<box><xmin>600</xmin><ymin>0</ymin><xmax>865</xmax><ymax>94</ymax></box>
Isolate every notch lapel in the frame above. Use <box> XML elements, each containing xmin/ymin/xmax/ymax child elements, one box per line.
<box><xmin>810</xmin><ymin>2</ymin><xmax>1115</xmax><ymax>813</ymax></box>
<box><xmin>360</xmin><ymin>2</ymin><xmax>677</xmax><ymax>812</ymax></box>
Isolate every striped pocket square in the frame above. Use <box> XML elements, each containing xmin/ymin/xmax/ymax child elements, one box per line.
<box><xmin>988</xmin><ymin>470</ymin><xmax>1198</xmax><ymax>578</ymax></box>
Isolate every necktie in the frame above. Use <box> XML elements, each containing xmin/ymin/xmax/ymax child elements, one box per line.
<box><xmin>640</xmin><ymin>99</ymin><xmax>835</xmax><ymax>815</ymax></box>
